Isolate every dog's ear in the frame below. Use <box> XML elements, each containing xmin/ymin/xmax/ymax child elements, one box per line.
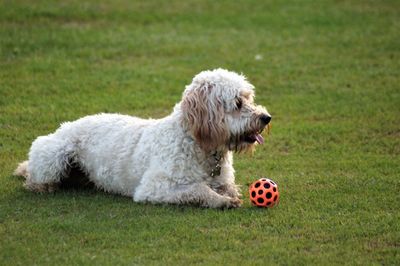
<box><xmin>181</xmin><ymin>83</ymin><xmax>228</xmax><ymax>152</ymax></box>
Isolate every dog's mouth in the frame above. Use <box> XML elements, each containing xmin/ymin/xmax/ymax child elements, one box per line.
<box><xmin>228</xmin><ymin>124</ymin><xmax>270</xmax><ymax>152</ymax></box>
<box><xmin>241</xmin><ymin>128</ymin><xmax>264</xmax><ymax>144</ymax></box>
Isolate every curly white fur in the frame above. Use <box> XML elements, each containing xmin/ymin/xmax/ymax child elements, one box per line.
<box><xmin>15</xmin><ymin>69</ymin><xmax>271</xmax><ymax>208</ymax></box>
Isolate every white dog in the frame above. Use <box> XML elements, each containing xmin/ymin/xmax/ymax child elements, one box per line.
<box><xmin>14</xmin><ymin>69</ymin><xmax>271</xmax><ymax>208</ymax></box>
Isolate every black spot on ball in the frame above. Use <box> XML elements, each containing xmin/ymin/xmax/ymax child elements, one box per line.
<box><xmin>266</xmin><ymin>192</ymin><xmax>272</xmax><ymax>199</ymax></box>
<box><xmin>264</xmin><ymin>183</ymin><xmax>270</xmax><ymax>189</ymax></box>
<box><xmin>258</xmin><ymin>189</ymin><xmax>263</xmax><ymax>195</ymax></box>
<box><xmin>255</xmin><ymin>182</ymin><xmax>261</xmax><ymax>188</ymax></box>
<box><xmin>274</xmin><ymin>195</ymin><xmax>278</xmax><ymax>201</ymax></box>
<box><xmin>267</xmin><ymin>202</ymin><xmax>271</xmax><ymax>206</ymax></box>
<box><xmin>252</xmin><ymin>200</ymin><xmax>256</xmax><ymax>205</ymax></box>
<box><xmin>261</xmin><ymin>178</ymin><xmax>267</xmax><ymax>181</ymax></box>
<box><xmin>257</xmin><ymin>198</ymin><xmax>264</xmax><ymax>204</ymax></box>
<box><xmin>273</xmin><ymin>187</ymin><xmax>276</xmax><ymax>192</ymax></box>
<box><xmin>270</xmin><ymin>181</ymin><xmax>276</xmax><ymax>185</ymax></box>
<box><xmin>251</xmin><ymin>191</ymin><xmax>256</xmax><ymax>198</ymax></box>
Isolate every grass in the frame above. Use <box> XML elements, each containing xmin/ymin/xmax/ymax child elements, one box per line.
<box><xmin>1</xmin><ymin>0</ymin><xmax>399</xmax><ymax>264</ymax></box>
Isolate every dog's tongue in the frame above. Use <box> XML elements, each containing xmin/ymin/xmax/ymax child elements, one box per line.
<box><xmin>255</xmin><ymin>134</ymin><xmax>264</xmax><ymax>144</ymax></box>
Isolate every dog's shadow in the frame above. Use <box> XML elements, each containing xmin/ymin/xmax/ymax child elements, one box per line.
<box><xmin>59</xmin><ymin>165</ymin><xmax>95</xmax><ymax>190</ymax></box>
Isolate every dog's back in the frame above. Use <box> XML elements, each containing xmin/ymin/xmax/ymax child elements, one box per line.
<box><xmin>14</xmin><ymin>113</ymin><xmax>155</xmax><ymax>195</ymax></box>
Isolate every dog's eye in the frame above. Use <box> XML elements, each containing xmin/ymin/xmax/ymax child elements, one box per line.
<box><xmin>235</xmin><ymin>98</ymin><xmax>243</xmax><ymax>110</ymax></box>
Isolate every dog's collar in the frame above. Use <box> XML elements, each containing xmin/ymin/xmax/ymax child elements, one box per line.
<box><xmin>210</xmin><ymin>151</ymin><xmax>223</xmax><ymax>177</ymax></box>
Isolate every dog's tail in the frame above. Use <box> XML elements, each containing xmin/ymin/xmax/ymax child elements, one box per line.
<box><xmin>14</xmin><ymin>160</ymin><xmax>29</xmax><ymax>178</ymax></box>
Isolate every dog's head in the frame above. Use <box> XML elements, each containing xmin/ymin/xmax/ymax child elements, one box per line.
<box><xmin>181</xmin><ymin>69</ymin><xmax>271</xmax><ymax>152</ymax></box>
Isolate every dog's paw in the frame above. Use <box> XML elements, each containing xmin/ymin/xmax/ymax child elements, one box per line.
<box><xmin>213</xmin><ymin>184</ymin><xmax>242</xmax><ymax>199</ymax></box>
<box><xmin>229</xmin><ymin>197</ymin><xmax>242</xmax><ymax>208</ymax></box>
<box><xmin>226</xmin><ymin>186</ymin><xmax>242</xmax><ymax>199</ymax></box>
<box><xmin>208</xmin><ymin>196</ymin><xmax>242</xmax><ymax>209</ymax></box>
<box><xmin>221</xmin><ymin>197</ymin><xmax>242</xmax><ymax>209</ymax></box>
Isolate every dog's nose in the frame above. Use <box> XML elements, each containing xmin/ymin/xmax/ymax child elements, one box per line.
<box><xmin>260</xmin><ymin>114</ymin><xmax>271</xmax><ymax>125</ymax></box>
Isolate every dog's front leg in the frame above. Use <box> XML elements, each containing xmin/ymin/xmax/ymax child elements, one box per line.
<box><xmin>210</xmin><ymin>161</ymin><xmax>242</xmax><ymax>199</ymax></box>
<box><xmin>170</xmin><ymin>183</ymin><xmax>242</xmax><ymax>208</ymax></box>
<box><xmin>135</xmin><ymin>182</ymin><xmax>242</xmax><ymax>208</ymax></box>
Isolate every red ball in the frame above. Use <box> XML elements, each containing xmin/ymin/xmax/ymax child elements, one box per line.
<box><xmin>249</xmin><ymin>178</ymin><xmax>280</xmax><ymax>207</ymax></box>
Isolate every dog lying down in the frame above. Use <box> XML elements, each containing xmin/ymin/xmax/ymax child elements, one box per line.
<box><xmin>14</xmin><ymin>69</ymin><xmax>271</xmax><ymax>208</ymax></box>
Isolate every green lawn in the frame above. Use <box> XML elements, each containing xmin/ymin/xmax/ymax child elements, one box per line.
<box><xmin>1</xmin><ymin>0</ymin><xmax>399</xmax><ymax>265</ymax></box>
